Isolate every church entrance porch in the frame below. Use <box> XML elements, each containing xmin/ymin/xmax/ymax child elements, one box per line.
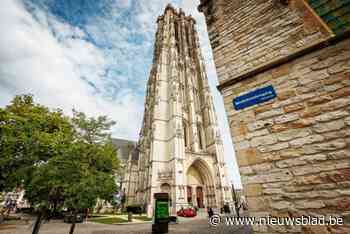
<box><xmin>186</xmin><ymin>159</ymin><xmax>216</xmax><ymax>209</ymax></box>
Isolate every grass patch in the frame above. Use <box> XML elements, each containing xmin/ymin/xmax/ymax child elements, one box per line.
<box><xmin>90</xmin><ymin>217</ymin><xmax>128</xmax><ymax>224</ymax></box>
<box><xmin>134</xmin><ymin>216</ymin><xmax>152</xmax><ymax>222</ymax></box>
<box><xmin>4</xmin><ymin>216</ymin><xmax>21</xmax><ymax>221</ymax></box>
<box><xmin>3</xmin><ymin>220</ymin><xmax>19</xmax><ymax>225</ymax></box>
<box><xmin>91</xmin><ymin>212</ymin><xmax>128</xmax><ymax>216</ymax></box>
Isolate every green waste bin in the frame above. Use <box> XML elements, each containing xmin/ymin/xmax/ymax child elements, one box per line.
<box><xmin>152</xmin><ymin>193</ymin><xmax>169</xmax><ymax>233</ymax></box>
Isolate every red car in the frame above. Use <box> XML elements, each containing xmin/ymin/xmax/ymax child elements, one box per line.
<box><xmin>177</xmin><ymin>208</ymin><xmax>197</xmax><ymax>217</ymax></box>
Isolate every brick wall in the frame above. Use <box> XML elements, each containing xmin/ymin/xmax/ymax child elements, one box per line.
<box><xmin>221</xmin><ymin>38</ymin><xmax>350</xmax><ymax>233</ymax></box>
<box><xmin>199</xmin><ymin>0</ymin><xmax>350</xmax><ymax>232</ymax></box>
<box><xmin>200</xmin><ymin>0</ymin><xmax>331</xmax><ymax>84</ymax></box>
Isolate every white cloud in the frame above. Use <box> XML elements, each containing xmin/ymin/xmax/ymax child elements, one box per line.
<box><xmin>0</xmin><ymin>0</ymin><xmax>143</xmax><ymax>140</ymax></box>
<box><xmin>115</xmin><ymin>0</ymin><xmax>131</xmax><ymax>9</ymax></box>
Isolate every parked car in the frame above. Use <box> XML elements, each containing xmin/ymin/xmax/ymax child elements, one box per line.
<box><xmin>177</xmin><ymin>208</ymin><xmax>196</xmax><ymax>217</ymax></box>
<box><xmin>63</xmin><ymin>213</ymin><xmax>84</xmax><ymax>223</ymax></box>
<box><xmin>126</xmin><ymin>205</ymin><xmax>143</xmax><ymax>215</ymax></box>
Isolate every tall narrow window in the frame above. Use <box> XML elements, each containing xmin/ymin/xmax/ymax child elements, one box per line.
<box><xmin>185</xmin><ymin>25</ymin><xmax>190</xmax><ymax>46</ymax></box>
<box><xmin>187</xmin><ymin>186</ymin><xmax>192</xmax><ymax>203</ymax></box>
<box><xmin>184</xmin><ymin>122</ymin><xmax>188</xmax><ymax>148</ymax></box>
<box><xmin>198</xmin><ymin>124</ymin><xmax>203</xmax><ymax>150</ymax></box>
<box><xmin>174</xmin><ymin>21</ymin><xmax>180</xmax><ymax>53</ymax></box>
<box><xmin>185</xmin><ymin>25</ymin><xmax>192</xmax><ymax>58</ymax></box>
<box><xmin>195</xmin><ymin>90</ymin><xmax>201</xmax><ymax>111</ymax></box>
<box><xmin>174</xmin><ymin>21</ymin><xmax>179</xmax><ymax>41</ymax></box>
<box><xmin>181</xmin><ymin>84</ymin><xmax>186</xmax><ymax>104</ymax></box>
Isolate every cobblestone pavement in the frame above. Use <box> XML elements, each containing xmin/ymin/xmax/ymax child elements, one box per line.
<box><xmin>0</xmin><ymin>218</ymin><xmax>252</xmax><ymax>234</ymax></box>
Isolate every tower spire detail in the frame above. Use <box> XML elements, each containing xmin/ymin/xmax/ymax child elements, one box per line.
<box><xmin>130</xmin><ymin>6</ymin><xmax>232</xmax><ymax>217</ymax></box>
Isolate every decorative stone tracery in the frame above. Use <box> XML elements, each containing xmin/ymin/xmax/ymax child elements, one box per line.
<box><xmin>125</xmin><ymin>5</ymin><xmax>232</xmax><ymax>217</ymax></box>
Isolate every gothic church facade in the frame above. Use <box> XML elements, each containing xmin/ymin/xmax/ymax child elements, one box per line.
<box><xmin>128</xmin><ymin>5</ymin><xmax>232</xmax><ymax>216</ymax></box>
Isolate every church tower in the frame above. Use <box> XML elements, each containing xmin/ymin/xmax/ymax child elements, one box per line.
<box><xmin>134</xmin><ymin>5</ymin><xmax>232</xmax><ymax>216</ymax></box>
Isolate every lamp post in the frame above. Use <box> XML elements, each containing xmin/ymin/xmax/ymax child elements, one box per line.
<box><xmin>231</xmin><ymin>182</ymin><xmax>240</xmax><ymax>217</ymax></box>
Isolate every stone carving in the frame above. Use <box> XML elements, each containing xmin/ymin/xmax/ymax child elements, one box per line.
<box><xmin>123</xmin><ymin>5</ymin><xmax>232</xmax><ymax>216</ymax></box>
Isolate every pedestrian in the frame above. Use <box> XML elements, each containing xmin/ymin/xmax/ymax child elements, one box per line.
<box><xmin>4</xmin><ymin>197</ymin><xmax>12</xmax><ymax>215</ymax></box>
<box><xmin>208</xmin><ymin>207</ymin><xmax>214</xmax><ymax>218</ymax></box>
<box><xmin>235</xmin><ymin>201</ymin><xmax>240</xmax><ymax>217</ymax></box>
<box><xmin>224</xmin><ymin>203</ymin><xmax>230</xmax><ymax>214</ymax></box>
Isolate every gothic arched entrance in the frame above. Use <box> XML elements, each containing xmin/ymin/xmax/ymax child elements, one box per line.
<box><xmin>196</xmin><ymin>186</ymin><xmax>204</xmax><ymax>208</ymax></box>
<box><xmin>186</xmin><ymin>159</ymin><xmax>216</xmax><ymax>208</ymax></box>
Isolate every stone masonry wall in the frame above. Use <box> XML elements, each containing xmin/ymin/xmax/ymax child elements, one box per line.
<box><xmin>221</xmin><ymin>38</ymin><xmax>350</xmax><ymax>233</ymax></box>
<box><xmin>200</xmin><ymin>0</ymin><xmax>331</xmax><ymax>84</ymax></box>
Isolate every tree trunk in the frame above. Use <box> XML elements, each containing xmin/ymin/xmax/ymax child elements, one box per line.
<box><xmin>85</xmin><ymin>209</ymin><xmax>89</xmax><ymax>223</ymax></box>
<box><xmin>52</xmin><ymin>202</ymin><xmax>57</xmax><ymax>219</ymax></box>
<box><xmin>69</xmin><ymin>212</ymin><xmax>77</xmax><ymax>234</ymax></box>
<box><xmin>0</xmin><ymin>212</ymin><xmax>4</xmax><ymax>224</ymax></box>
<box><xmin>32</xmin><ymin>211</ymin><xmax>44</xmax><ymax>234</ymax></box>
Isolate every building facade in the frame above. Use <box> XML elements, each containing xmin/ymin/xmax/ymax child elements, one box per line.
<box><xmin>95</xmin><ymin>138</ymin><xmax>138</xmax><ymax>213</ymax></box>
<box><xmin>111</xmin><ymin>138</ymin><xmax>138</xmax><ymax>206</ymax></box>
<box><xmin>199</xmin><ymin>0</ymin><xmax>350</xmax><ymax>233</ymax></box>
<box><xmin>132</xmin><ymin>5</ymin><xmax>232</xmax><ymax>216</ymax></box>
<box><xmin>122</xmin><ymin>147</ymin><xmax>139</xmax><ymax>206</ymax></box>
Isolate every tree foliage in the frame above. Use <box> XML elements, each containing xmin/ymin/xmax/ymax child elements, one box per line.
<box><xmin>0</xmin><ymin>95</ymin><xmax>120</xmax><ymax>234</ymax></box>
<box><xmin>0</xmin><ymin>95</ymin><xmax>73</xmax><ymax>192</ymax></box>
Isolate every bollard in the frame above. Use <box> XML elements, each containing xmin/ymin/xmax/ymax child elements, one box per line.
<box><xmin>128</xmin><ymin>212</ymin><xmax>133</xmax><ymax>222</ymax></box>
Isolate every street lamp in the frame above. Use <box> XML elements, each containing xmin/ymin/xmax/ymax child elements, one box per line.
<box><xmin>231</xmin><ymin>181</ymin><xmax>240</xmax><ymax>217</ymax></box>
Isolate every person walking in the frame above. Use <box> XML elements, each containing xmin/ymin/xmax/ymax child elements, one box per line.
<box><xmin>207</xmin><ymin>207</ymin><xmax>214</xmax><ymax>218</ymax></box>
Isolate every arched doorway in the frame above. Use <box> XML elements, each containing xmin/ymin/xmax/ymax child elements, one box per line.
<box><xmin>186</xmin><ymin>159</ymin><xmax>215</xmax><ymax>208</ymax></box>
<box><xmin>187</xmin><ymin>186</ymin><xmax>192</xmax><ymax>203</ymax></box>
<box><xmin>196</xmin><ymin>186</ymin><xmax>204</xmax><ymax>208</ymax></box>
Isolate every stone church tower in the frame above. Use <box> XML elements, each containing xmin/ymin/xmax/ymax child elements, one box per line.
<box><xmin>133</xmin><ymin>5</ymin><xmax>232</xmax><ymax>216</ymax></box>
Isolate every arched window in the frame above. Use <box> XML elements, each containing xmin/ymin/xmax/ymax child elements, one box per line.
<box><xmin>183</xmin><ymin>122</ymin><xmax>188</xmax><ymax>148</ymax></box>
<box><xmin>181</xmin><ymin>84</ymin><xmax>185</xmax><ymax>104</ymax></box>
<box><xmin>174</xmin><ymin>21</ymin><xmax>180</xmax><ymax>53</ymax></box>
<box><xmin>186</xmin><ymin>25</ymin><xmax>190</xmax><ymax>46</ymax></box>
<box><xmin>197</xmin><ymin>124</ymin><xmax>204</xmax><ymax>150</ymax></box>
<box><xmin>185</xmin><ymin>25</ymin><xmax>192</xmax><ymax>58</ymax></box>
<box><xmin>195</xmin><ymin>90</ymin><xmax>201</xmax><ymax>112</ymax></box>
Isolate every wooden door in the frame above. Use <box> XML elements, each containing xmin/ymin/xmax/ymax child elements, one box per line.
<box><xmin>196</xmin><ymin>186</ymin><xmax>204</xmax><ymax>208</ymax></box>
<box><xmin>187</xmin><ymin>186</ymin><xmax>192</xmax><ymax>203</ymax></box>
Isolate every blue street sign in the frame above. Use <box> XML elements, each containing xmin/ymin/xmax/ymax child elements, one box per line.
<box><xmin>233</xmin><ymin>85</ymin><xmax>277</xmax><ymax>111</ymax></box>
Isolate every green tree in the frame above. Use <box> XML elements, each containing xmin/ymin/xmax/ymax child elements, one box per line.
<box><xmin>24</xmin><ymin>160</ymin><xmax>66</xmax><ymax>234</ymax></box>
<box><xmin>25</xmin><ymin>111</ymin><xmax>119</xmax><ymax>234</ymax></box>
<box><xmin>63</xmin><ymin>111</ymin><xmax>118</xmax><ymax>234</ymax></box>
<box><xmin>0</xmin><ymin>192</ymin><xmax>4</xmax><ymax>224</ymax></box>
<box><xmin>0</xmin><ymin>95</ymin><xmax>74</xmax><ymax>233</ymax></box>
<box><xmin>0</xmin><ymin>96</ymin><xmax>119</xmax><ymax>234</ymax></box>
<box><xmin>25</xmin><ymin>139</ymin><xmax>118</xmax><ymax>234</ymax></box>
<box><xmin>0</xmin><ymin>95</ymin><xmax>74</xmax><ymax>192</ymax></box>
